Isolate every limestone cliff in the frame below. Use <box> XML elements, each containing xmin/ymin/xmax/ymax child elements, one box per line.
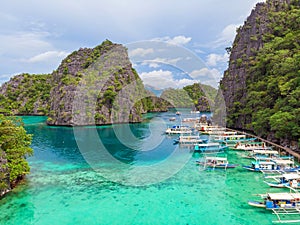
<box><xmin>47</xmin><ymin>40</ymin><xmax>163</xmax><ymax>126</ymax></box>
<box><xmin>220</xmin><ymin>0</ymin><xmax>300</xmax><ymax>150</ymax></box>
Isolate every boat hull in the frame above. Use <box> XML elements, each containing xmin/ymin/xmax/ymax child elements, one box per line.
<box><xmin>248</xmin><ymin>201</ymin><xmax>266</xmax><ymax>208</ymax></box>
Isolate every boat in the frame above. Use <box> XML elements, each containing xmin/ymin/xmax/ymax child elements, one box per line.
<box><xmin>194</xmin><ymin>122</ymin><xmax>208</xmax><ymax>131</ymax></box>
<box><xmin>169</xmin><ymin>117</ymin><xmax>176</xmax><ymax>121</ymax></box>
<box><xmin>173</xmin><ymin>135</ymin><xmax>207</xmax><ymax>145</ymax></box>
<box><xmin>198</xmin><ymin>125</ymin><xmax>226</xmax><ymax>135</ymax></box>
<box><xmin>233</xmin><ymin>141</ymin><xmax>271</xmax><ymax>151</ymax></box>
<box><xmin>194</xmin><ymin>142</ymin><xmax>228</xmax><ymax>153</ymax></box>
<box><xmin>182</xmin><ymin>117</ymin><xmax>199</xmax><ymax>123</ymax></box>
<box><xmin>212</xmin><ymin>134</ymin><xmax>256</xmax><ymax>147</ymax></box>
<box><xmin>242</xmin><ymin>159</ymin><xmax>300</xmax><ymax>173</ymax></box>
<box><xmin>175</xmin><ymin>111</ymin><xmax>181</xmax><ymax>115</ymax></box>
<box><xmin>248</xmin><ymin>192</ymin><xmax>300</xmax><ymax>223</ymax></box>
<box><xmin>190</xmin><ymin>110</ymin><xmax>200</xmax><ymax>114</ymax></box>
<box><xmin>264</xmin><ymin>173</ymin><xmax>300</xmax><ymax>189</ymax></box>
<box><xmin>196</xmin><ymin>155</ymin><xmax>238</xmax><ymax>169</ymax></box>
<box><xmin>165</xmin><ymin>125</ymin><xmax>192</xmax><ymax>135</ymax></box>
<box><xmin>243</xmin><ymin>149</ymin><xmax>280</xmax><ymax>160</ymax></box>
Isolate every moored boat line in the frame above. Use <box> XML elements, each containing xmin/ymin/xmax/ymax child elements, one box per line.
<box><xmin>166</xmin><ymin>111</ymin><xmax>300</xmax><ymax>224</ymax></box>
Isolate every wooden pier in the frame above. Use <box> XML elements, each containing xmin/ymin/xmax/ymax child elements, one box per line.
<box><xmin>226</xmin><ymin>128</ymin><xmax>300</xmax><ymax>162</ymax></box>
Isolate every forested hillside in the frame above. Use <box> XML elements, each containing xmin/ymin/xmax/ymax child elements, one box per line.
<box><xmin>220</xmin><ymin>0</ymin><xmax>300</xmax><ymax>150</ymax></box>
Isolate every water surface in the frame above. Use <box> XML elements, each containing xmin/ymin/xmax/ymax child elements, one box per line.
<box><xmin>0</xmin><ymin>113</ymin><xmax>280</xmax><ymax>224</ymax></box>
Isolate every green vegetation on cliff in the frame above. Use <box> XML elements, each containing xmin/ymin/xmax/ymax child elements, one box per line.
<box><xmin>0</xmin><ymin>74</ymin><xmax>51</xmax><ymax>115</ymax></box>
<box><xmin>0</xmin><ymin>115</ymin><xmax>33</xmax><ymax>195</ymax></box>
<box><xmin>224</xmin><ymin>0</ymin><xmax>300</xmax><ymax>146</ymax></box>
<box><xmin>160</xmin><ymin>83</ymin><xmax>217</xmax><ymax>111</ymax></box>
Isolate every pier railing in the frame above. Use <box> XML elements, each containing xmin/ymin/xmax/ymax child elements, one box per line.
<box><xmin>226</xmin><ymin>128</ymin><xmax>300</xmax><ymax>163</ymax></box>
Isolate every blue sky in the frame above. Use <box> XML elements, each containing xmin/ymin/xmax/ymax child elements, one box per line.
<box><xmin>0</xmin><ymin>0</ymin><xmax>264</xmax><ymax>88</ymax></box>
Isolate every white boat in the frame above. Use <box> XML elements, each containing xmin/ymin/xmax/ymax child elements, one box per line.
<box><xmin>198</xmin><ymin>125</ymin><xmax>226</xmax><ymax>135</ymax></box>
<box><xmin>165</xmin><ymin>125</ymin><xmax>192</xmax><ymax>135</ymax></box>
<box><xmin>194</xmin><ymin>142</ymin><xmax>228</xmax><ymax>153</ymax></box>
<box><xmin>174</xmin><ymin>135</ymin><xmax>207</xmax><ymax>145</ymax></box>
<box><xmin>190</xmin><ymin>110</ymin><xmax>200</xmax><ymax>114</ymax></box>
<box><xmin>169</xmin><ymin>117</ymin><xmax>176</xmax><ymax>121</ymax></box>
<box><xmin>194</xmin><ymin>122</ymin><xmax>208</xmax><ymax>131</ymax></box>
<box><xmin>264</xmin><ymin>173</ymin><xmax>300</xmax><ymax>189</ymax></box>
<box><xmin>182</xmin><ymin>117</ymin><xmax>199</xmax><ymax>123</ymax></box>
<box><xmin>242</xmin><ymin>159</ymin><xmax>300</xmax><ymax>173</ymax></box>
<box><xmin>248</xmin><ymin>192</ymin><xmax>300</xmax><ymax>223</ymax></box>
<box><xmin>244</xmin><ymin>149</ymin><xmax>280</xmax><ymax>160</ymax></box>
<box><xmin>233</xmin><ymin>141</ymin><xmax>271</xmax><ymax>151</ymax></box>
<box><xmin>196</xmin><ymin>155</ymin><xmax>238</xmax><ymax>169</ymax></box>
<box><xmin>212</xmin><ymin>134</ymin><xmax>256</xmax><ymax>147</ymax></box>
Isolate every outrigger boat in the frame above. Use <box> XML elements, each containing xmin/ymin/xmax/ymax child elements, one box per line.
<box><xmin>243</xmin><ymin>149</ymin><xmax>294</xmax><ymax>161</ymax></box>
<box><xmin>248</xmin><ymin>192</ymin><xmax>300</xmax><ymax>223</ymax></box>
<box><xmin>173</xmin><ymin>135</ymin><xmax>207</xmax><ymax>145</ymax></box>
<box><xmin>165</xmin><ymin>125</ymin><xmax>192</xmax><ymax>135</ymax></box>
<box><xmin>196</xmin><ymin>155</ymin><xmax>238</xmax><ymax>169</ymax></box>
<box><xmin>194</xmin><ymin>142</ymin><xmax>228</xmax><ymax>153</ymax></box>
<box><xmin>212</xmin><ymin>134</ymin><xmax>256</xmax><ymax>147</ymax></box>
<box><xmin>264</xmin><ymin>173</ymin><xmax>300</xmax><ymax>189</ymax></box>
<box><xmin>242</xmin><ymin>159</ymin><xmax>300</xmax><ymax>173</ymax></box>
<box><xmin>233</xmin><ymin>141</ymin><xmax>271</xmax><ymax>151</ymax></box>
<box><xmin>198</xmin><ymin>126</ymin><xmax>226</xmax><ymax>135</ymax></box>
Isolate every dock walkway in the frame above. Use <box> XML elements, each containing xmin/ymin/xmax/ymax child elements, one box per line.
<box><xmin>226</xmin><ymin>128</ymin><xmax>300</xmax><ymax>162</ymax></box>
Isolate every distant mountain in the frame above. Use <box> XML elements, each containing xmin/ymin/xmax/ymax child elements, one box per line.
<box><xmin>144</xmin><ymin>84</ymin><xmax>164</xmax><ymax>96</ymax></box>
<box><xmin>220</xmin><ymin>0</ymin><xmax>300</xmax><ymax>151</ymax></box>
<box><xmin>160</xmin><ymin>83</ymin><xmax>217</xmax><ymax>111</ymax></box>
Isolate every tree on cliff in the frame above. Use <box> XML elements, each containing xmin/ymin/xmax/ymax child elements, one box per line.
<box><xmin>0</xmin><ymin>115</ymin><xmax>33</xmax><ymax>193</ymax></box>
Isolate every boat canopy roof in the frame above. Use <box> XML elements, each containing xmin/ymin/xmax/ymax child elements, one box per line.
<box><xmin>266</xmin><ymin>173</ymin><xmax>300</xmax><ymax>180</ymax></box>
<box><xmin>283</xmin><ymin>173</ymin><xmax>300</xmax><ymax>180</ymax></box>
<box><xmin>268</xmin><ymin>193</ymin><xmax>300</xmax><ymax>200</ymax></box>
<box><xmin>272</xmin><ymin>159</ymin><xmax>294</xmax><ymax>164</ymax></box>
<box><xmin>252</xmin><ymin>150</ymin><xmax>278</xmax><ymax>154</ymax></box>
<box><xmin>252</xmin><ymin>161</ymin><xmax>276</xmax><ymax>165</ymax></box>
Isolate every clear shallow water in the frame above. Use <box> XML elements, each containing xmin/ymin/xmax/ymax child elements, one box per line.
<box><xmin>0</xmin><ymin>113</ymin><xmax>283</xmax><ymax>225</ymax></box>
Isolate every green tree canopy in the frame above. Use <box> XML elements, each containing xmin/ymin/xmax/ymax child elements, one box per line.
<box><xmin>0</xmin><ymin>115</ymin><xmax>33</xmax><ymax>183</ymax></box>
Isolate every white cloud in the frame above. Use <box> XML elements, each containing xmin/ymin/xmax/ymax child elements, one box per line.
<box><xmin>140</xmin><ymin>69</ymin><xmax>195</xmax><ymax>89</ymax></box>
<box><xmin>190</xmin><ymin>68</ymin><xmax>222</xmax><ymax>86</ymax></box>
<box><xmin>167</xmin><ymin>35</ymin><xmax>192</xmax><ymax>45</ymax></box>
<box><xmin>24</xmin><ymin>51</ymin><xmax>69</xmax><ymax>63</ymax></box>
<box><xmin>212</xmin><ymin>23</ymin><xmax>240</xmax><ymax>48</ymax></box>
<box><xmin>129</xmin><ymin>48</ymin><xmax>154</xmax><ymax>57</ymax></box>
<box><xmin>146</xmin><ymin>57</ymin><xmax>182</xmax><ymax>65</ymax></box>
<box><xmin>0</xmin><ymin>32</ymin><xmax>52</xmax><ymax>56</ymax></box>
<box><xmin>206</xmin><ymin>53</ymin><xmax>229</xmax><ymax>67</ymax></box>
<box><xmin>153</xmin><ymin>35</ymin><xmax>192</xmax><ymax>46</ymax></box>
<box><xmin>141</xmin><ymin>62</ymin><xmax>160</xmax><ymax>68</ymax></box>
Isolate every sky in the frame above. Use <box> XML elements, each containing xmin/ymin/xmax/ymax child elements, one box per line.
<box><xmin>0</xmin><ymin>0</ymin><xmax>264</xmax><ymax>89</ymax></box>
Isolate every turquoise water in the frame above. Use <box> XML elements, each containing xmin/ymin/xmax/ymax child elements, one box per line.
<box><xmin>0</xmin><ymin>113</ymin><xmax>284</xmax><ymax>224</ymax></box>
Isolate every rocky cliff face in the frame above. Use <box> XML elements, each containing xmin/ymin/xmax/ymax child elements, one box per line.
<box><xmin>220</xmin><ymin>0</ymin><xmax>300</xmax><ymax>150</ymax></box>
<box><xmin>47</xmin><ymin>40</ymin><xmax>158</xmax><ymax>126</ymax></box>
<box><xmin>221</xmin><ymin>0</ymin><xmax>299</xmax><ymax>128</ymax></box>
<box><xmin>220</xmin><ymin>1</ymin><xmax>272</xmax><ymax>128</ymax></box>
